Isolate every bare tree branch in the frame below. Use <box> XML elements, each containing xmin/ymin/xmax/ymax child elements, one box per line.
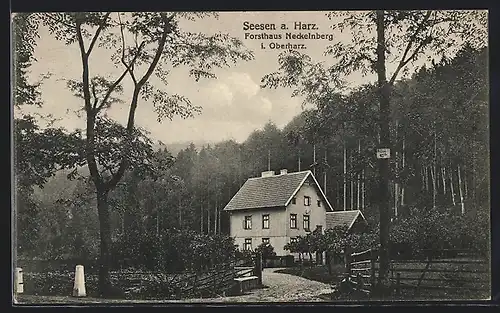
<box><xmin>118</xmin><ymin>12</ymin><xmax>138</xmax><ymax>85</ymax></box>
<box><xmin>95</xmin><ymin>43</ymin><xmax>145</xmax><ymax>113</ymax></box>
<box><xmin>389</xmin><ymin>11</ymin><xmax>432</xmax><ymax>85</ymax></box>
<box><xmin>106</xmin><ymin>13</ymin><xmax>176</xmax><ymax>190</ymax></box>
<box><xmin>86</xmin><ymin>12</ymin><xmax>111</xmax><ymax>57</ymax></box>
<box><xmin>75</xmin><ymin>17</ymin><xmax>103</xmax><ymax>187</ymax></box>
<box><xmin>137</xmin><ymin>13</ymin><xmax>176</xmax><ymax>88</ymax></box>
<box><xmin>91</xmin><ymin>81</ymin><xmax>98</xmax><ymax>109</ymax></box>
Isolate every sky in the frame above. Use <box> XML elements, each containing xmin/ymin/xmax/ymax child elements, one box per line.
<box><xmin>15</xmin><ymin>11</ymin><xmax>478</xmax><ymax>145</ymax></box>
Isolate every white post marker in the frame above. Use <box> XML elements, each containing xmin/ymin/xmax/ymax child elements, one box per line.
<box><xmin>376</xmin><ymin>148</ymin><xmax>391</xmax><ymax>159</ymax></box>
<box><xmin>14</xmin><ymin>267</ymin><xmax>24</xmax><ymax>294</ymax></box>
<box><xmin>72</xmin><ymin>265</ymin><xmax>87</xmax><ymax>297</ymax></box>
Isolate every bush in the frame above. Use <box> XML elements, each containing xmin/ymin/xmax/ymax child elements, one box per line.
<box><xmin>112</xmin><ymin>229</ymin><xmax>238</xmax><ymax>272</ymax></box>
<box><xmin>255</xmin><ymin>243</ymin><xmax>276</xmax><ymax>265</ymax></box>
<box><xmin>390</xmin><ymin>206</ymin><xmax>490</xmax><ymax>259</ymax></box>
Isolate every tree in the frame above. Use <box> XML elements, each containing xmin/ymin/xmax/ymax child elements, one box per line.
<box><xmin>254</xmin><ymin>242</ymin><xmax>276</xmax><ymax>267</ymax></box>
<box><xmin>262</xmin><ymin>10</ymin><xmax>487</xmax><ymax>291</ymax></box>
<box><xmin>12</xmin><ymin>13</ymin><xmax>43</xmax><ymax>107</ymax></box>
<box><xmin>32</xmin><ymin>12</ymin><xmax>253</xmax><ymax>296</ymax></box>
<box><xmin>14</xmin><ymin>115</ymin><xmax>86</xmax><ymax>258</ymax></box>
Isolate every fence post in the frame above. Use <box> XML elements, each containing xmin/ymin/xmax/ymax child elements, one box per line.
<box><xmin>357</xmin><ymin>272</ymin><xmax>363</xmax><ymax>291</ymax></box>
<box><xmin>254</xmin><ymin>252</ymin><xmax>263</xmax><ymax>286</ymax></box>
<box><xmin>396</xmin><ymin>273</ymin><xmax>401</xmax><ymax>298</ymax></box>
<box><xmin>344</xmin><ymin>249</ymin><xmax>351</xmax><ymax>276</ymax></box>
<box><xmin>370</xmin><ymin>249</ymin><xmax>376</xmax><ymax>293</ymax></box>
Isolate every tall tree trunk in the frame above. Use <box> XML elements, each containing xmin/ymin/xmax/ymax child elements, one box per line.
<box><xmin>214</xmin><ymin>206</ymin><xmax>218</xmax><ymax>235</ymax></box>
<box><xmin>323</xmin><ymin>149</ymin><xmax>327</xmax><ymax>193</ymax></box>
<box><xmin>394</xmin><ymin>122</ymin><xmax>399</xmax><ymax>217</ymax></box>
<box><xmin>357</xmin><ymin>139</ymin><xmax>361</xmax><ymax>210</ymax></box>
<box><xmin>343</xmin><ymin>142</ymin><xmax>347</xmax><ymax>211</ymax></box>
<box><xmin>433</xmin><ymin>120</ymin><xmax>437</xmax><ymax>209</ymax></box>
<box><xmin>401</xmin><ymin>137</ymin><xmax>405</xmax><ymax>207</ymax></box>
<box><xmin>207</xmin><ymin>197</ymin><xmax>211</xmax><ymax>234</ymax></box>
<box><xmin>464</xmin><ymin>164</ymin><xmax>468</xmax><ymax>197</ymax></box>
<box><xmin>375</xmin><ymin>10</ymin><xmax>391</xmax><ymax>288</ymax></box>
<box><xmin>97</xmin><ymin>189</ymin><xmax>112</xmax><ymax>296</ymax></box>
<box><xmin>156</xmin><ymin>205</ymin><xmax>160</xmax><ymax>237</ymax></box>
<box><xmin>350</xmin><ymin>151</ymin><xmax>354</xmax><ymax>210</ymax></box>
<box><xmin>472</xmin><ymin>147</ymin><xmax>476</xmax><ymax>203</ymax></box>
<box><xmin>267</xmin><ymin>149</ymin><xmax>271</xmax><ymax>171</ymax></box>
<box><xmin>298</xmin><ymin>148</ymin><xmax>301</xmax><ymax>171</ymax></box>
<box><xmin>178</xmin><ymin>193</ymin><xmax>182</xmax><ymax>228</ymax></box>
<box><xmin>200</xmin><ymin>203</ymin><xmax>204</xmax><ymax>234</ymax></box>
<box><xmin>425</xmin><ymin>166</ymin><xmax>429</xmax><ymax>192</ymax></box>
<box><xmin>421</xmin><ymin>166</ymin><xmax>425</xmax><ymax>191</ymax></box>
<box><xmin>313</xmin><ymin>144</ymin><xmax>316</xmax><ymax>176</ymax></box>
<box><xmin>431</xmin><ymin>167</ymin><xmax>436</xmax><ymax>209</ymax></box>
<box><xmin>121</xmin><ymin>208</ymin><xmax>125</xmax><ymax>236</ymax></box>
<box><xmin>362</xmin><ymin>169</ymin><xmax>366</xmax><ymax>209</ymax></box>
<box><xmin>214</xmin><ymin>177</ymin><xmax>218</xmax><ymax>234</ymax></box>
<box><xmin>442</xmin><ymin>166</ymin><xmax>446</xmax><ymax>195</ymax></box>
<box><xmin>336</xmin><ymin>180</ymin><xmax>341</xmax><ymax>209</ymax></box>
<box><xmin>450</xmin><ymin>164</ymin><xmax>456</xmax><ymax>206</ymax></box>
<box><xmin>458</xmin><ymin>164</ymin><xmax>465</xmax><ymax>215</ymax></box>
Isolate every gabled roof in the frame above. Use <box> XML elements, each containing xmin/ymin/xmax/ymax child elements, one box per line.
<box><xmin>223</xmin><ymin>170</ymin><xmax>333</xmax><ymax>212</ymax></box>
<box><xmin>325</xmin><ymin>210</ymin><xmax>367</xmax><ymax>230</ymax></box>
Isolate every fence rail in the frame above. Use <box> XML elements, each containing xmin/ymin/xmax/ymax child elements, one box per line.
<box><xmin>18</xmin><ymin>253</ymin><xmax>264</xmax><ymax>299</ymax></box>
<box><xmin>390</xmin><ymin>252</ymin><xmax>490</xmax><ymax>298</ymax></box>
<box><xmin>344</xmin><ymin>248</ymin><xmax>489</xmax><ymax>298</ymax></box>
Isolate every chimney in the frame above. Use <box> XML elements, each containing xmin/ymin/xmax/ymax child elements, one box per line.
<box><xmin>261</xmin><ymin>171</ymin><xmax>275</xmax><ymax>177</ymax></box>
<box><xmin>280</xmin><ymin>169</ymin><xmax>288</xmax><ymax>175</ymax></box>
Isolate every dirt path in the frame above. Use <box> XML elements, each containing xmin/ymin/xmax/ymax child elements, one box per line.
<box><xmin>205</xmin><ymin>267</ymin><xmax>333</xmax><ymax>302</ymax></box>
<box><xmin>15</xmin><ymin>268</ymin><xmax>334</xmax><ymax>304</ymax></box>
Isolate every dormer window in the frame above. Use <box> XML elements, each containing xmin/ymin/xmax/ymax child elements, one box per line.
<box><xmin>304</xmin><ymin>196</ymin><xmax>311</xmax><ymax>206</ymax></box>
<box><xmin>317</xmin><ymin>200</ymin><xmax>321</xmax><ymax>207</ymax></box>
<box><xmin>291</xmin><ymin>197</ymin><xmax>296</xmax><ymax>204</ymax></box>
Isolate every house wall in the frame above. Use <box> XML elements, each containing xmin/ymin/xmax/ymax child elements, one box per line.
<box><xmin>285</xmin><ymin>182</ymin><xmax>328</xmax><ymax>239</ymax></box>
<box><xmin>229</xmin><ymin>177</ymin><xmax>330</xmax><ymax>259</ymax></box>
<box><xmin>229</xmin><ymin>208</ymin><xmax>288</xmax><ymax>255</ymax></box>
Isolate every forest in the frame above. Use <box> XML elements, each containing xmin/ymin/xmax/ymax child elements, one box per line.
<box><xmin>16</xmin><ymin>44</ymin><xmax>489</xmax><ymax>265</ymax></box>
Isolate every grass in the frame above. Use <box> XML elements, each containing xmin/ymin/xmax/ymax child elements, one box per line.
<box><xmin>275</xmin><ymin>264</ymin><xmax>346</xmax><ymax>285</ymax></box>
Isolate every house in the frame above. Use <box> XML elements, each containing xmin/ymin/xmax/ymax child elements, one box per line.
<box><xmin>325</xmin><ymin>209</ymin><xmax>368</xmax><ymax>234</ymax></box>
<box><xmin>325</xmin><ymin>209</ymin><xmax>369</xmax><ymax>264</ymax></box>
<box><xmin>223</xmin><ymin>169</ymin><xmax>334</xmax><ymax>259</ymax></box>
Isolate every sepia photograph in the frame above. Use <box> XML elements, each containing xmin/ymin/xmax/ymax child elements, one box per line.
<box><xmin>11</xmin><ymin>10</ymin><xmax>491</xmax><ymax>304</ymax></box>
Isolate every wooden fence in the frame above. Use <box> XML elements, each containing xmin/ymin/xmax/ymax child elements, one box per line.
<box><xmin>346</xmin><ymin>248</ymin><xmax>490</xmax><ymax>299</ymax></box>
<box><xmin>18</xmin><ymin>253</ymin><xmax>264</xmax><ymax>299</ymax></box>
<box><xmin>345</xmin><ymin>248</ymin><xmax>378</xmax><ymax>294</ymax></box>
<box><xmin>389</xmin><ymin>251</ymin><xmax>490</xmax><ymax>299</ymax></box>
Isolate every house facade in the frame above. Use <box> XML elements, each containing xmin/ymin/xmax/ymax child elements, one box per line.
<box><xmin>224</xmin><ymin>169</ymin><xmax>334</xmax><ymax>257</ymax></box>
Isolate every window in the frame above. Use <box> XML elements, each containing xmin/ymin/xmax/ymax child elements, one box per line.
<box><xmin>304</xmin><ymin>196</ymin><xmax>311</xmax><ymax>206</ymax></box>
<box><xmin>244</xmin><ymin>238</ymin><xmax>252</xmax><ymax>251</ymax></box>
<box><xmin>291</xmin><ymin>197</ymin><xmax>296</xmax><ymax>204</ymax></box>
<box><xmin>303</xmin><ymin>215</ymin><xmax>310</xmax><ymax>231</ymax></box>
<box><xmin>262</xmin><ymin>214</ymin><xmax>269</xmax><ymax>229</ymax></box>
<box><xmin>244</xmin><ymin>216</ymin><xmax>252</xmax><ymax>229</ymax></box>
<box><xmin>317</xmin><ymin>200</ymin><xmax>321</xmax><ymax>207</ymax></box>
<box><xmin>290</xmin><ymin>214</ymin><xmax>297</xmax><ymax>229</ymax></box>
<box><xmin>290</xmin><ymin>237</ymin><xmax>298</xmax><ymax>243</ymax></box>
<box><xmin>262</xmin><ymin>238</ymin><xmax>270</xmax><ymax>244</ymax></box>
